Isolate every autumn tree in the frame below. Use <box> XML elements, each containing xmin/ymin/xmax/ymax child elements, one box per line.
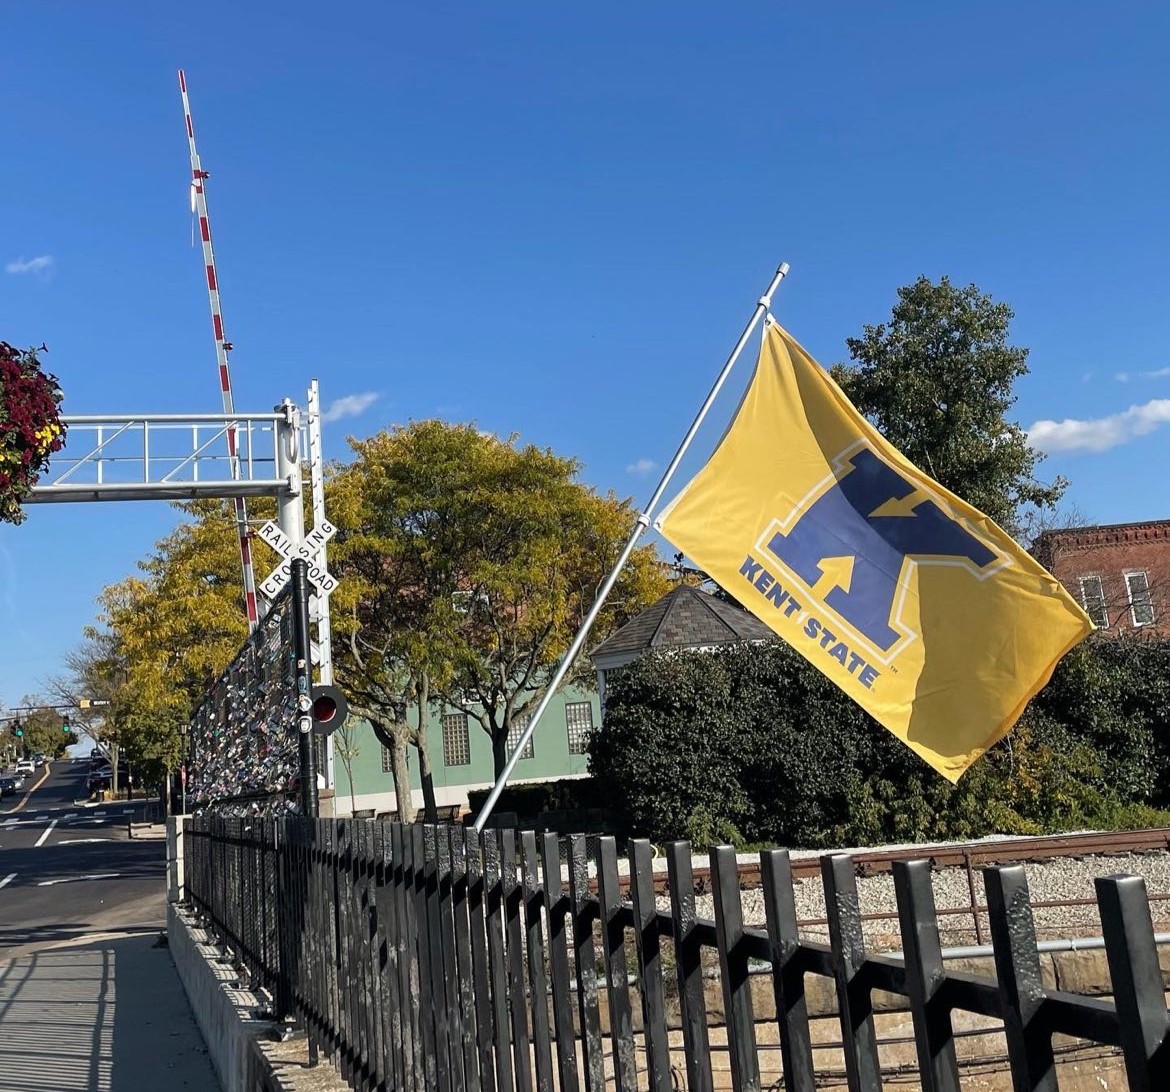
<box><xmin>833</xmin><ymin>276</ymin><xmax>1065</xmax><ymax>534</ymax></box>
<box><xmin>329</xmin><ymin>420</ymin><xmax>671</xmax><ymax>784</ymax></box>
<box><xmin>90</xmin><ymin>500</ymin><xmax>256</xmax><ymax>793</ymax></box>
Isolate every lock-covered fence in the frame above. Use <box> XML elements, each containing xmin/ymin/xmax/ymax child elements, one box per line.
<box><xmin>183</xmin><ymin>815</ymin><xmax>1170</xmax><ymax>1091</ymax></box>
<box><xmin>186</xmin><ymin>582</ymin><xmax>302</xmax><ymax>815</ymax></box>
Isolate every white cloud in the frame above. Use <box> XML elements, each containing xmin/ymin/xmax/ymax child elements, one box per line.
<box><xmin>626</xmin><ymin>457</ymin><xmax>658</xmax><ymax>476</ymax></box>
<box><xmin>5</xmin><ymin>255</ymin><xmax>53</xmax><ymax>275</ymax></box>
<box><xmin>1114</xmin><ymin>366</ymin><xmax>1170</xmax><ymax>382</ymax></box>
<box><xmin>321</xmin><ymin>392</ymin><xmax>379</xmax><ymax>423</ymax></box>
<box><xmin>1028</xmin><ymin>399</ymin><xmax>1170</xmax><ymax>454</ymax></box>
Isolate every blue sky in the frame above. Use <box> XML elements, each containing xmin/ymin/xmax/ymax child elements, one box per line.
<box><xmin>2</xmin><ymin>2</ymin><xmax>1168</xmax><ymax>707</ymax></box>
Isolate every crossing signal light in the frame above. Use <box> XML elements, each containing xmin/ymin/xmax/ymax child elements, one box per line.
<box><xmin>309</xmin><ymin>685</ymin><xmax>348</xmax><ymax>736</ymax></box>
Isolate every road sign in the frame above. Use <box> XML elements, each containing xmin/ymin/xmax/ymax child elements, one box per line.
<box><xmin>259</xmin><ymin>557</ymin><xmax>338</xmax><ymax>599</ymax></box>
<box><xmin>257</xmin><ymin>519</ymin><xmax>336</xmax><ymax>561</ymax></box>
<box><xmin>257</xmin><ymin>519</ymin><xmax>338</xmax><ymax>599</ymax></box>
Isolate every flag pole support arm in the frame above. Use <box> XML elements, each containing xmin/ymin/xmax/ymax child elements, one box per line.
<box><xmin>473</xmin><ymin>261</ymin><xmax>790</xmax><ymax>832</ymax></box>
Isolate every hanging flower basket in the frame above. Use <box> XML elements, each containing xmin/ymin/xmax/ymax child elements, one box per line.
<box><xmin>0</xmin><ymin>343</ymin><xmax>65</xmax><ymax>524</ymax></box>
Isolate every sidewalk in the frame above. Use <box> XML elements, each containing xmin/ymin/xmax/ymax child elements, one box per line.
<box><xmin>0</xmin><ymin>931</ymin><xmax>221</xmax><ymax>1092</ymax></box>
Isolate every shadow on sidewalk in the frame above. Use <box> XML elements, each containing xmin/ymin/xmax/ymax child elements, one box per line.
<box><xmin>0</xmin><ymin>934</ymin><xmax>221</xmax><ymax>1091</ymax></box>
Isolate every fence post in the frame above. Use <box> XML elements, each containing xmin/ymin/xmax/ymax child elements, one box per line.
<box><xmin>822</xmin><ymin>854</ymin><xmax>883</xmax><ymax>1092</ymax></box>
<box><xmin>521</xmin><ymin>830</ymin><xmax>554</xmax><ymax>1092</ymax></box>
<box><xmin>892</xmin><ymin>860</ymin><xmax>960</xmax><ymax>1092</ymax></box>
<box><xmin>983</xmin><ymin>865</ymin><xmax>1058</xmax><ymax>1092</ymax></box>
<box><xmin>597</xmin><ymin>835</ymin><xmax>637</xmax><ymax>1092</ymax></box>
<box><xmin>629</xmin><ymin>839</ymin><xmax>671</xmax><ymax>1092</ymax></box>
<box><xmin>541</xmin><ymin>832</ymin><xmax>580</xmax><ymax>1092</ymax></box>
<box><xmin>1095</xmin><ymin>874</ymin><xmax>1170</xmax><ymax>1090</ymax></box>
<box><xmin>667</xmin><ymin>842</ymin><xmax>714</xmax><ymax>1092</ymax></box>
<box><xmin>760</xmin><ymin>849</ymin><xmax>816</xmax><ymax>1092</ymax></box>
<box><xmin>711</xmin><ymin>844</ymin><xmax>761</xmax><ymax>1091</ymax></box>
<box><xmin>568</xmin><ymin>834</ymin><xmax>605</xmax><ymax>1092</ymax></box>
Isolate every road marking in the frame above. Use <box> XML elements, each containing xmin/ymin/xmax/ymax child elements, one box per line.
<box><xmin>122</xmin><ymin>809</ymin><xmax>134</xmax><ymax>814</ymax></box>
<box><xmin>37</xmin><ymin>873</ymin><xmax>120</xmax><ymax>887</ymax></box>
<box><xmin>6</xmin><ymin>765</ymin><xmax>51</xmax><ymax>814</ymax></box>
<box><xmin>0</xmin><ymin>873</ymin><xmax>14</xmax><ymax>889</ymax></box>
<box><xmin>61</xmin><ymin>813</ymin><xmax>76</xmax><ymax>820</ymax></box>
<box><xmin>54</xmin><ymin>839</ymin><xmax>108</xmax><ymax>846</ymax></box>
<box><xmin>34</xmin><ymin>819</ymin><xmax>58</xmax><ymax>847</ymax></box>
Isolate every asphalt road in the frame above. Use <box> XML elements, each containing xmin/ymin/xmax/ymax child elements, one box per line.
<box><xmin>0</xmin><ymin>759</ymin><xmax>164</xmax><ymax>957</ymax></box>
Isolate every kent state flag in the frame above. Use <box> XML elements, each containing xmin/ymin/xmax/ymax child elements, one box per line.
<box><xmin>655</xmin><ymin>320</ymin><xmax>1093</xmax><ymax>782</ymax></box>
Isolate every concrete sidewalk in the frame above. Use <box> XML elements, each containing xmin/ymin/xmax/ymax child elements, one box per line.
<box><xmin>0</xmin><ymin>931</ymin><xmax>221</xmax><ymax>1092</ymax></box>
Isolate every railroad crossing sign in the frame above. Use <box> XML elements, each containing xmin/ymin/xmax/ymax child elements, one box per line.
<box><xmin>257</xmin><ymin>518</ymin><xmax>339</xmax><ymax>598</ymax></box>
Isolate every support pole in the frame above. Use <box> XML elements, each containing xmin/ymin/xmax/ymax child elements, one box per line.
<box><xmin>291</xmin><ymin>559</ymin><xmax>319</xmax><ymax>817</ymax></box>
<box><xmin>473</xmin><ymin>261</ymin><xmax>790</xmax><ymax>832</ymax></box>
<box><xmin>274</xmin><ymin>399</ymin><xmax>304</xmax><ymax>545</ymax></box>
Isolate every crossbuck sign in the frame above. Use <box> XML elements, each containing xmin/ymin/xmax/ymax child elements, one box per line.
<box><xmin>257</xmin><ymin>519</ymin><xmax>339</xmax><ymax>599</ymax></box>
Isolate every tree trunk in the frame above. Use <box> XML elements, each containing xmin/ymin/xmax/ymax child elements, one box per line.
<box><xmin>492</xmin><ymin>728</ymin><xmax>509</xmax><ymax>780</ymax></box>
<box><xmin>390</xmin><ymin>736</ymin><xmax>412</xmax><ymax>821</ymax></box>
<box><xmin>368</xmin><ymin>717</ymin><xmax>415</xmax><ymax>821</ymax></box>
<box><xmin>111</xmin><ymin>741</ymin><xmax>120</xmax><ymax>795</ymax></box>
<box><xmin>414</xmin><ymin>675</ymin><xmax>438</xmax><ymax>823</ymax></box>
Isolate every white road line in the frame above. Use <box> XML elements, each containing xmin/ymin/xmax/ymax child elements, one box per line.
<box><xmin>122</xmin><ymin>809</ymin><xmax>133</xmax><ymax>815</ymax></box>
<box><xmin>54</xmin><ymin>839</ymin><xmax>108</xmax><ymax>846</ymax></box>
<box><xmin>37</xmin><ymin>873</ymin><xmax>120</xmax><ymax>887</ymax></box>
<box><xmin>0</xmin><ymin>873</ymin><xmax>15</xmax><ymax>889</ymax></box>
<box><xmin>61</xmin><ymin>813</ymin><xmax>76</xmax><ymax>820</ymax></box>
<box><xmin>34</xmin><ymin>819</ymin><xmax>58</xmax><ymax>847</ymax></box>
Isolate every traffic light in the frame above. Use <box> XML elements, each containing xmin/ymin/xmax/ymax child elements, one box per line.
<box><xmin>13</xmin><ymin>720</ymin><xmax>22</xmax><ymax>738</ymax></box>
<box><xmin>62</xmin><ymin>715</ymin><xmax>71</xmax><ymax>734</ymax></box>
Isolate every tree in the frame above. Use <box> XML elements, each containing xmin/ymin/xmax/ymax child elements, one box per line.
<box><xmin>833</xmin><ymin>276</ymin><xmax>1065</xmax><ymax>534</ymax></box>
<box><xmin>0</xmin><ymin>343</ymin><xmax>65</xmax><ymax>524</ymax></box>
<box><xmin>90</xmin><ymin>500</ymin><xmax>256</xmax><ymax>794</ymax></box>
<box><xmin>329</xmin><ymin>421</ymin><xmax>671</xmax><ymax>782</ymax></box>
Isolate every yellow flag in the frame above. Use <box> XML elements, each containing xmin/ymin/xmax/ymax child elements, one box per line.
<box><xmin>655</xmin><ymin>320</ymin><xmax>1092</xmax><ymax>782</ymax></box>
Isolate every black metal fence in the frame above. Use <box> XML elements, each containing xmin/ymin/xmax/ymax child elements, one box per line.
<box><xmin>183</xmin><ymin>816</ymin><xmax>1170</xmax><ymax>1091</ymax></box>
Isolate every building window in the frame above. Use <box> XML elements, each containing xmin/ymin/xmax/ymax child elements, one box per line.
<box><xmin>381</xmin><ymin>745</ymin><xmax>394</xmax><ymax>774</ymax></box>
<box><xmin>442</xmin><ymin>713</ymin><xmax>471</xmax><ymax>766</ymax></box>
<box><xmin>1079</xmin><ymin>575</ymin><xmax>1109</xmax><ymax>629</ymax></box>
<box><xmin>1126</xmin><ymin>571</ymin><xmax>1155</xmax><ymax>627</ymax></box>
<box><xmin>565</xmin><ymin>701</ymin><xmax>593</xmax><ymax>755</ymax></box>
<box><xmin>506</xmin><ymin>717</ymin><xmax>534</xmax><ymax>760</ymax></box>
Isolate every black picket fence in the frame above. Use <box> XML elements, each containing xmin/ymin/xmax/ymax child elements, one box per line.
<box><xmin>182</xmin><ymin>816</ymin><xmax>1170</xmax><ymax>1091</ymax></box>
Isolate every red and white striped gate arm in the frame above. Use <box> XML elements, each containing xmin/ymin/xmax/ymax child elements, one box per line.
<box><xmin>178</xmin><ymin>69</ymin><xmax>260</xmax><ymax>631</ymax></box>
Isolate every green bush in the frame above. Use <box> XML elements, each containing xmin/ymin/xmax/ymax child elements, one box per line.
<box><xmin>588</xmin><ymin>634</ymin><xmax>1170</xmax><ymax>850</ymax></box>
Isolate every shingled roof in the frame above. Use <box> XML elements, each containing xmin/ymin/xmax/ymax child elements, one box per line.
<box><xmin>590</xmin><ymin>585</ymin><xmax>774</xmax><ymax>662</ymax></box>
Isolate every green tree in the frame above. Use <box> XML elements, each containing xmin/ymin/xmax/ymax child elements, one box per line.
<box><xmin>833</xmin><ymin>276</ymin><xmax>1065</xmax><ymax>533</ymax></box>
<box><xmin>330</xmin><ymin>421</ymin><xmax>671</xmax><ymax>784</ymax></box>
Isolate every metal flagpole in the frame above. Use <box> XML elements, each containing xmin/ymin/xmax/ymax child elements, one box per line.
<box><xmin>473</xmin><ymin>261</ymin><xmax>790</xmax><ymax>832</ymax></box>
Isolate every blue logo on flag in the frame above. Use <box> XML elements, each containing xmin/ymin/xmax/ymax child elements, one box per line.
<box><xmin>763</xmin><ymin>444</ymin><xmax>999</xmax><ymax>656</ymax></box>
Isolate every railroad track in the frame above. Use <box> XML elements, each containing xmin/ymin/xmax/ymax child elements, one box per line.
<box><xmin>617</xmin><ymin>826</ymin><xmax>1170</xmax><ymax>896</ymax></box>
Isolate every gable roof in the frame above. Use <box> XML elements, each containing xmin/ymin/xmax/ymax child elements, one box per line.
<box><xmin>590</xmin><ymin>585</ymin><xmax>775</xmax><ymax>662</ymax></box>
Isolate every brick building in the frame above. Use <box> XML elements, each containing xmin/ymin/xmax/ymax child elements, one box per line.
<box><xmin>1033</xmin><ymin>519</ymin><xmax>1170</xmax><ymax>637</ymax></box>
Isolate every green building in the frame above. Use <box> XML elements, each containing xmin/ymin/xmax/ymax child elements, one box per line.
<box><xmin>326</xmin><ymin>686</ymin><xmax>598</xmax><ymax>818</ymax></box>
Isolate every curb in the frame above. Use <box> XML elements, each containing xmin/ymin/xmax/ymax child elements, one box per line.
<box><xmin>169</xmin><ymin>905</ymin><xmax>348</xmax><ymax>1092</ymax></box>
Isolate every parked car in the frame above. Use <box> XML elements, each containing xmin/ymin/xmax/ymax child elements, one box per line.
<box><xmin>31</xmin><ymin>753</ymin><xmax>45</xmax><ymax>767</ymax></box>
<box><xmin>14</xmin><ymin>759</ymin><xmax>34</xmax><ymax>776</ymax></box>
<box><xmin>0</xmin><ymin>776</ymin><xmax>16</xmax><ymax>797</ymax></box>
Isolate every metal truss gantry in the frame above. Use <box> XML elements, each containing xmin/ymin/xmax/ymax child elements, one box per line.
<box><xmin>27</xmin><ymin>406</ymin><xmax>299</xmax><ymax>505</ymax></box>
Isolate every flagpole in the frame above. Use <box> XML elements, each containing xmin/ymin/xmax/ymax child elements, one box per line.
<box><xmin>472</xmin><ymin>261</ymin><xmax>791</xmax><ymax>833</ymax></box>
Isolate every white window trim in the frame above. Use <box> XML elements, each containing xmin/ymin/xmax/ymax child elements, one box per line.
<box><xmin>1124</xmin><ymin>569</ymin><xmax>1155</xmax><ymax>627</ymax></box>
<box><xmin>1078</xmin><ymin>574</ymin><xmax>1109</xmax><ymax>629</ymax></box>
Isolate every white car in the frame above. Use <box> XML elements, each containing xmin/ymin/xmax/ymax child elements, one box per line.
<box><xmin>14</xmin><ymin>759</ymin><xmax>35</xmax><ymax>776</ymax></box>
